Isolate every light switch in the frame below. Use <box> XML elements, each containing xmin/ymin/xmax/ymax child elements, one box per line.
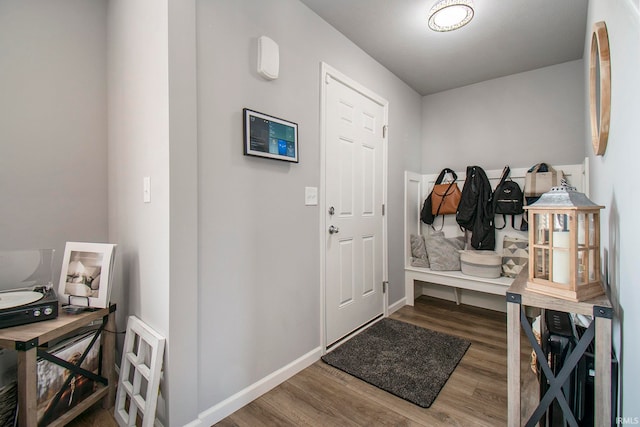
<box><xmin>305</xmin><ymin>186</ymin><xmax>318</xmax><ymax>206</ymax></box>
<box><xmin>143</xmin><ymin>177</ymin><xmax>151</xmax><ymax>203</ymax></box>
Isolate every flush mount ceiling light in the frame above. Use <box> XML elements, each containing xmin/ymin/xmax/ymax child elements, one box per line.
<box><xmin>428</xmin><ymin>0</ymin><xmax>474</xmax><ymax>32</ymax></box>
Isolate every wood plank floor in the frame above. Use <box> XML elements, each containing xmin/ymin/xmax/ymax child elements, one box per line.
<box><xmin>68</xmin><ymin>295</ymin><xmax>539</xmax><ymax>426</ymax></box>
<box><xmin>216</xmin><ymin>296</ymin><xmax>538</xmax><ymax>427</ymax></box>
<box><xmin>65</xmin><ymin>404</ymin><xmax>117</xmax><ymax>427</ymax></box>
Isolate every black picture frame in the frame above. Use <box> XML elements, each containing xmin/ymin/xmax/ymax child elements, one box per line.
<box><xmin>243</xmin><ymin>108</ymin><xmax>298</xmax><ymax>163</ymax></box>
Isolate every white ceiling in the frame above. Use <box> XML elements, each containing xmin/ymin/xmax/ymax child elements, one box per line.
<box><xmin>299</xmin><ymin>0</ymin><xmax>589</xmax><ymax>95</ymax></box>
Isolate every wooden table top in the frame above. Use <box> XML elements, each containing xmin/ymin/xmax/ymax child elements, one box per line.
<box><xmin>507</xmin><ymin>272</ymin><xmax>611</xmax><ymax>316</ymax></box>
<box><xmin>0</xmin><ymin>304</ymin><xmax>114</xmax><ymax>349</ymax></box>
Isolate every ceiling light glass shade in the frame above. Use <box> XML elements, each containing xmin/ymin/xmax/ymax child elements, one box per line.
<box><xmin>428</xmin><ymin>0</ymin><xmax>474</xmax><ymax>32</ymax></box>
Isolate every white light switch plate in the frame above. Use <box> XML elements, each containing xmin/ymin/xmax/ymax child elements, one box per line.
<box><xmin>305</xmin><ymin>186</ymin><xmax>318</xmax><ymax>206</ymax></box>
<box><xmin>143</xmin><ymin>176</ymin><xmax>151</xmax><ymax>203</ymax></box>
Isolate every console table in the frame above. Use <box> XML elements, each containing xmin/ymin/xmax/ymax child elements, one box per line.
<box><xmin>506</xmin><ymin>274</ymin><xmax>612</xmax><ymax>426</ymax></box>
<box><xmin>0</xmin><ymin>304</ymin><xmax>116</xmax><ymax>427</ymax></box>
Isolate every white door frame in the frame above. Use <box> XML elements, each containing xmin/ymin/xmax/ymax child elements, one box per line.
<box><xmin>319</xmin><ymin>62</ymin><xmax>389</xmax><ymax>352</ymax></box>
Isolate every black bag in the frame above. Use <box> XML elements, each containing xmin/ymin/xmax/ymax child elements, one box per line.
<box><xmin>421</xmin><ymin>168</ymin><xmax>457</xmax><ymax>227</ymax></box>
<box><xmin>456</xmin><ymin>166</ymin><xmax>495</xmax><ymax>250</ymax></box>
<box><xmin>493</xmin><ymin>166</ymin><xmax>524</xmax><ymax>230</ymax></box>
<box><xmin>519</xmin><ymin>196</ymin><xmax>538</xmax><ymax>232</ymax></box>
<box><xmin>455</xmin><ymin>167</ymin><xmax>477</xmax><ymax>231</ymax></box>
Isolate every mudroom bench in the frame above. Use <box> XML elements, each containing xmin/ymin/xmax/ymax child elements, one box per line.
<box><xmin>403</xmin><ymin>159</ymin><xmax>590</xmax><ymax>307</ymax></box>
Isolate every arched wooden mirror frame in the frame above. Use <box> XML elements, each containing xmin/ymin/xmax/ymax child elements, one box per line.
<box><xmin>589</xmin><ymin>21</ymin><xmax>611</xmax><ymax>156</ymax></box>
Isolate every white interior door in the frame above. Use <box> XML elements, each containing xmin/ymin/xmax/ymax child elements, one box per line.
<box><xmin>322</xmin><ymin>65</ymin><xmax>387</xmax><ymax>347</ymax></box>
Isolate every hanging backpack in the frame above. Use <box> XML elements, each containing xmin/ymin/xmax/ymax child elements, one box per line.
<box><xmin>493</xmin><ymin>166</ymin><xmax>524</xmax><ymax>230</ymax></box>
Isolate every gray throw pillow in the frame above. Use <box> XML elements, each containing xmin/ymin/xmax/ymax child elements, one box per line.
<box><xmin>410</xmin><ymin>234</ymin><xmax>429</xmax><ymax>268</ymax></box>
<box><xmin>425</xmin><ymin>232</ymin><xmax>465</xmax><ymax>271</ymax></box>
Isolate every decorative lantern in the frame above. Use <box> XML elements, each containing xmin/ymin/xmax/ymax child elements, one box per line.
<box><xmin>524</xmin><ymin>186</ymin><xmax>604</xmax><ymax>301</ymax></box>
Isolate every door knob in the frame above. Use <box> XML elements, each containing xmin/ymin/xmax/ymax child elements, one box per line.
<box><xmin>328</xmin><ymin>225</ymin><xmax>340</xmax><ymax>234</ymax></box>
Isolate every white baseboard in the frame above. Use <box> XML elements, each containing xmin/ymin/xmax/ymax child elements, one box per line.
<box><xmin>388</xmin><ymin>297</ymin><xmax>406</xmax><ymax>315</ymax></box>
<box><xmin>185</xmin><ymin>346</ymin><xmax>322</xmax><ymax>426</ymax></box>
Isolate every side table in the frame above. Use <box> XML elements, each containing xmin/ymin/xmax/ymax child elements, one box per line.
<box><xmin>0</xmin><ymin>304</ymin><xmax>116</xmax><ymax>427</ymax></box>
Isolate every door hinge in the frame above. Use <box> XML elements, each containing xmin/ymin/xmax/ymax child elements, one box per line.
<box><xmin>382</xmin><ymin>204</ymin><xmax>385</xmax><ymax>216</ymax></box>
<box><xmin>382</xmin><ymin>125</ymin><xmax>388</xmax><ymax>138</ymax></box>
<box><xmin>325</xmin><ymin>74</ymin><xmax>331</xmax><ymax>85</ymax></box>
<box><xmin>382</xmin><ymin>281</ymin><xmax>388</xmax><ymax>293</ymax></box>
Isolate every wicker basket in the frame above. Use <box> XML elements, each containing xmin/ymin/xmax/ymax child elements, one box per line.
<box><xmin>0</xmin><ymin>381</ymin><xmax>17</xmax><ymax>426</ymax></box>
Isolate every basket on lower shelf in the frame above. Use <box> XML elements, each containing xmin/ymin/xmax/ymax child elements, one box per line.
<box><xmin>0</xmin><ymin>381</ymin><xmax>17</xmax><ymax>426</ymax></box>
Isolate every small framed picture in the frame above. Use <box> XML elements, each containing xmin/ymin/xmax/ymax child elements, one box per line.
<box><xmin>58</xmin><ymin>242</ymin><xmax>117</xmax><ymax>308</ymax></box>
<box><xmin>243</xmin><ymin>108</ymin><xmax>299</xmax><ymax>163</ymax></box>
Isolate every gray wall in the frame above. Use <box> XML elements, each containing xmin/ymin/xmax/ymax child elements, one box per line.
<box><xmin>0</xmin><ymin>0</ymin><xmax>108</xmax><ymax>268</ymax></box>
<box><xmin>107</xmin><ymin>0</ymin><xmax>200</xmax><ymax>424</ymax></box>
<box><xmin>422</xmin><ymin>60</ymin><xmax>586</xmax><ymax>172</ymax></box>
<box><xmin>585</xmin><ymin>0</ymin><xmax>640</xmax><ymax>418</ymax></box>
<box><xmin>108</xmin><ymin>0</ymin><xmax>170</xmax><ymax>332</ymax></box>
<box><xmin>167</xmin><ymin>0</ymin><xmax>200</xmax><ymax>424</ymax></box>
<box><xmin>195</xmin><ymin>0</ymin><xmax>422</xmax><ymax>410</ymax></box>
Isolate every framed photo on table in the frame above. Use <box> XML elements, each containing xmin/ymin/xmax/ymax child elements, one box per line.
<box><xmin>58</xmin><ymin>242</ymin><xmax>117</xmax><ymax>308</ymax></box>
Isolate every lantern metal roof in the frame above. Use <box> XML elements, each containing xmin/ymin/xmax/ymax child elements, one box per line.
<box><xmin>525</xmin><ymin>186</ymin><xmax>604</xmax><ymax>209</ymax></box>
